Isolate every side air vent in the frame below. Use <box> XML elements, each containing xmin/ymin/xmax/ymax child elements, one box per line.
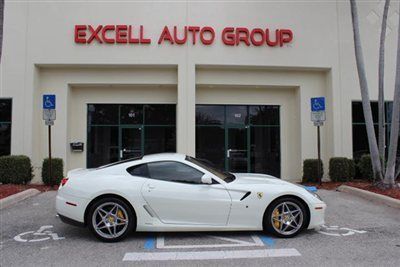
<box><xmin>143</xmin><ymin>205</ymin><xmax>156</xmax><ymax>217</ymax></box>
<box><xmin>240</xmin><ymin>191</ymin><xmax>251</xmax><ymax>201</ymax></box>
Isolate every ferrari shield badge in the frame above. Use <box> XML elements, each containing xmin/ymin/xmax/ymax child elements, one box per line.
<box><xmin>257</xmin><ymin>192</ymin><xmax>263</xmax><ymax>199</ymax></box>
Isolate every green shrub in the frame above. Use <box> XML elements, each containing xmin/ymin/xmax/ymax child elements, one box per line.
<box><xmin>329</xmin><ymin>157</ymin><xmax>355</xmax><ymax>182</ymax></box>
<box><xmin>0</xmin><ymin>155</ymin><xmax>33</xmax><ymax>184</ymax></box>
<box><xmin>302</xmin><ymin>159</ymin><xmax>323</xmax><ymax>183</ymax></box>
<box><xmin>358</xmin><ymin>154</ymin><xmax>374</xmax><ymax>181</ymax></box>
<box><xmin>42</xmin><ymin>158</ymin><xmax>64</xmax><ymax>186</ymax></box>
<box><xmin>348</xmin><ymin>159</ymin><xmax>356</xmax><ymax>180</ymax></box>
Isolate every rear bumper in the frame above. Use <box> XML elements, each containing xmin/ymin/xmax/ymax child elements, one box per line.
<box><xmin>307</xmin><ymin>202</ymin><xmax>326</xmax><ymax>229</ymax></box>
<box><xmin>58</xmin><ymin>214</ymin><xmax>85</xmax><ymax>227</ymax></box>
<box><xmin>55</xmin><ymin>192</ymin><xmax>88</xmax><ymax>224</ymax></box>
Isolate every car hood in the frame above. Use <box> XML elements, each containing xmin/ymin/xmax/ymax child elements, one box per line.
<box><xmin>231</xmin><ymin>173</ymin><xmax>294</xmax><ymax>186</ymax></box>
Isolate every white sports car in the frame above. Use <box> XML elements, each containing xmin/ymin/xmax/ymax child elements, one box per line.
<box><xmin>56</xmin><ymin>153</ymin><xmax>326</xmax><ymax>242</ymax></box>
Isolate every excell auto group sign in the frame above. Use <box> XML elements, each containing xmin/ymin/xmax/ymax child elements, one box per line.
<box><xmin>74</xmin><ymin>25</ymin><xmax>293</xmax><ymax>47</ymax></box>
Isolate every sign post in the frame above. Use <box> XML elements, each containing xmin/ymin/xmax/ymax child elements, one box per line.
<box><xmin>311</xmin><ymin>97</ymin><xmax>326</xmax><ymax>185</ymax></box>
<box><xmin>43</xmin><ymin>95</ymin><xmax>56</xmax><ymax>181</ymax></box>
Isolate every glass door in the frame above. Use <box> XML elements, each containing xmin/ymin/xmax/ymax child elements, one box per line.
<box><xmin>227</xmin><ymin>127</ymin><xmax>248</xmax><ymax>173</ymax></box>
<box><xmin>120</xmin><ymin>126</ymin><xmax>143</xmax><ymax>160</ymax></box>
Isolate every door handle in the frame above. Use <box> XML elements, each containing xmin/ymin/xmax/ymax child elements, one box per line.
<box><xmin>148</xmin><ymin>185</ymin><xmax>156</xmax><ymax>190</ymax></box>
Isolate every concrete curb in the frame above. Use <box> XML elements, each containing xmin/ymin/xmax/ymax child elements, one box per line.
<box><xmin>337</xmin><ymin>185</ymin><xmax>400</xmax><ymax>209</ymax></box>
<box><xmin>0</xmin><ymin>189</ymin><xmax>41</xmax><ymax>210</ymax></box>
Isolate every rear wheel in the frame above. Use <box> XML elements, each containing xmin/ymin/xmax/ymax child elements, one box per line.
<box><xmin>264</xmin><ymin>197</ymin><xmax>308</xmax><ymax>238</ymax></box>
<box><xmin>88</xmin><ymin>197</ymin><xmax>134</xmax><ymax>242</ymax></box>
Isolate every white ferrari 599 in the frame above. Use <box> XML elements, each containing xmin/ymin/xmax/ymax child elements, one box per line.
<box><xmin>56</xmin><ymin>153</ymin><xmax>326</xmax><ymax>242</ymax></box>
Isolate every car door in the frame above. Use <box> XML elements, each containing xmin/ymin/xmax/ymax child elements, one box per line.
<box><xmin>140</xmin><ymin>161</ymin><xmax>232</xmax><ymax>225</ymax></box>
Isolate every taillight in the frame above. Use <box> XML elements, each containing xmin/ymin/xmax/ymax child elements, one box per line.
<box><xmin>60</xmin><ymin>178</ymin><xmax>69</xmax><ymax>187</ymax></box>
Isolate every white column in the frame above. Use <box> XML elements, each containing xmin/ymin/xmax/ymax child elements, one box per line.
<box><xmin>177</xmin><ymin>64</ymin><xmax>196</xmax><ymax>156</ymax></box>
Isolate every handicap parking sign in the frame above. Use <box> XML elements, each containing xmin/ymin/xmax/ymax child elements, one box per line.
<box><xmin>43</xmin><ymin>95</ymin><xmax>56</xmax><ymax>110</ymax></box>
<box><xmin>311</xmin><ymin>97</ymin><xmax>325</xmax><ymax>112</ymax></box>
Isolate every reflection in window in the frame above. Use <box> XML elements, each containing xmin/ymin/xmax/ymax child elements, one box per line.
<box><xmin>251</xmin><ymin>127</ymin><xmax>280</xmax><ymax>176</ymax></box>
<box><xmin>196</xmin><ymin>105</ymin><xmax>224</xmax><ymax>125</ymax></box>
<box><xmin>88</xmin><ymin>104</ymin><xmax>119</xmax><ymax>125</ymax></box>
<box><xmin>120</xmin><ymin>105</ymin><xmax>143</xmax><ymax>125</ymax></box>
<box><xmin>144</xmin><ymin>126</ymin><xmax>176</xmax><ymax>155</ymax></box>
<box><xmin>144</xmin><ymin>105</ymin><xmax>175</xmax><ymax>125</ymax></box>
<box><xmin>249</xmin><ymin>105</ymin><xmax>280</xmax><ymax>125</ymax></box>
<box><xmin>87</xmin><ymin>126</ymin><xmax>119</xmax><ymax>168</ymax></box>
<box><xmin>226</xmin><ymin>105</ymin><xmax>247</xmax><ymax>125</ymax></box>
<box><xmin>351</xmin><ymin>101</ymin><xmax>400</xmax><ymax>160</ymax></box>
<box><xmin>196</xmin><ymin>126</ymin><xmax>225</xmax><ymax>170</ymax></box>
<box><xmin>147</xmin><ymin>161</ymin><xmax>204</xmax><ymax>184</ymax></box>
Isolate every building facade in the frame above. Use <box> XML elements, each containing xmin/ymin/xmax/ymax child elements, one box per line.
<box><xmin>1</xmin><ymin>0</ymin><xmax>399</xmax><ymax>183</ymax></box>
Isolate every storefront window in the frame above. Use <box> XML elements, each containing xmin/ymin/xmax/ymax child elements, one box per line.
<box><xmin>352</xmin><ymin>101</ymin><xmax>400</xmax><ymax>160</ymax></box>
<box><xmin>87</xmin><ymin>104</ymin><xmax>176</xmax><ymax>168</ymax></box>
<box><xmin>196</xmin><ymin>105</ymin><xmax>281</xmax><ymax>177</ymax></box>
<box><xmin>0</xmin><ymin>99</ymin><xmax>12</xmax><ymax>156</ymax></box>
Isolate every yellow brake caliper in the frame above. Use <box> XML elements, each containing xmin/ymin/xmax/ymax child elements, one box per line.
<box><xmin>117</xmin><ymin>209</ymin><xmax>125</xmax><ymax>219</ymax></box>
<box><xmin>273</xmin><ymin>208</ymin><xmax>281</xmax><ymax>229</ymax></box>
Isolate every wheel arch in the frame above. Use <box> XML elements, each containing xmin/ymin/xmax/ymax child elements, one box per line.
<box><xmin>84</xmin><ymin>193</ymin><xmax>137</xmax><ymax>229</ymax></box>
<box><xmin>263</xmin><ymin>194</ymin><xmax>311</xmax><ymax>230</ymax></box>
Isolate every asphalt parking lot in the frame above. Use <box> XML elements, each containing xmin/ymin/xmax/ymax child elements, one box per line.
<box><xmin>1</xmin><ymin>189</ymin><xmax>399</xmax><ymax>267</ymax></box>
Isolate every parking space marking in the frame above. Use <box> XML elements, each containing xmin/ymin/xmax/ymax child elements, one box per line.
<box><xmin>156</xmin><ymin>234</ymin><xmax>265</xmax><ymax>249</ymax></box>
<box><xmin>259</xmin><ymin>235</ymin><xmax>275</xmax><ymax>246</ymax></box>
<box><xmin>123</xmin><ymin>248</ymin><xmax>301</xmax><ymax>261</ymax></box>
<box><xmin>144</xmin><ymin>237</ymin><xmax>156</xmax><ymax>250</ymax></box>
<box><xmin>316</xmin><ymin>225</ymin><xmax>367</xmax><ymax>237</ymax></box>
<box><xmin>14</xmin><ymin>225</ymin><xmax>65</xmax><ymax>243</ymax></box>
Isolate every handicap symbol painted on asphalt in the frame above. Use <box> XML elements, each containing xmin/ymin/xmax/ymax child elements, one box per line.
<box><xmin>14</xmin><ymin>225</ymin><xmax>65</xmax><ymax>243</ymax></box>
<box><xmin>316</xmin><ymin>225</ymin><xmax>367</xmax><ymax>237</ymax></box>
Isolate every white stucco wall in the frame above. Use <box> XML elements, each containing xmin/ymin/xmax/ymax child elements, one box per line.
<box><xmin>1</xmin><ymin>0</ymin><xmax>398</xmax><ymax>182</ymax></box>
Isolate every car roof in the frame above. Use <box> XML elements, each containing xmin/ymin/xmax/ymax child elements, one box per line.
<box><xmin>142</xmin><ymin>153</ymin><xmax>186</xmax><ymax>162</ymax></box>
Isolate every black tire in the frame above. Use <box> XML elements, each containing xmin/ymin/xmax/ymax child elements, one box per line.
<box><xmin>87</xmin><ymin>197</ymin><xmax>135</xmax><ymax>242</ymax></box>
<box><xmin>263</xmin><ymin>197</ymin><xmax>308</xmax><ymax>238</ymax></box>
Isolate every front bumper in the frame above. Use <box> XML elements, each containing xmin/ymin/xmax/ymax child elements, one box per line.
<box><xmin>307</xmin><ymin>202</ymin><xmax>327</xmax><ymax>229</ymax></box>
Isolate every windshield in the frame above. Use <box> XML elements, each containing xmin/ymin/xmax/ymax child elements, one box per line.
<box><xmin>186</xmin><ymin>156</ymin><xmax>235</xmax><ymax>182</ymax></box>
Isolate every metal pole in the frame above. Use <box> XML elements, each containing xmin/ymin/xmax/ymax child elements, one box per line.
<box><xmin>317</xmin><ymin>125</ymin><xmax>321</xmax><ymax>185</ymax></box>
<box><xmin>48</xmin><ymin>125</ymin><xmax>52</xmax><ymax>182</ymax></box>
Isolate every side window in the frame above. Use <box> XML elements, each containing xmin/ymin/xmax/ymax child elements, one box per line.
<box><xmin>147</xmin><ymin>161</ymin><xmax>204</xmax><ymax>184</ymax></box>
<box><xmin>127</xmin><ymin>164</ymin><xmax>149</xmax><ymax>177</ymax></box>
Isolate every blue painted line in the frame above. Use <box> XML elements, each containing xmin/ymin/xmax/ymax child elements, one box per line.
<box><xmin>144</xmin><ymin>236</ymin><xmax>155</xmax><ymax>250</ymax></box>
<box><xmin>259</xmin><ymin>235</ymin><xmax>275</xmax><ymax>247</ymax></box>
<box><xmin>304</xmin><ymin>186</ymin><xmax>318</xmax><ymax>193</ymax></box>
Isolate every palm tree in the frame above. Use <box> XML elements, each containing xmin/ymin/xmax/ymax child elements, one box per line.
<box><xmin>349</xmin><ymin>0</ymin><xmax>384</xmax><ymax>181</ymax></box>
<box><xmin>0</xmin><ymin>0</ymin><xmax>4</xmax><ymax>63</ymax></box>
<box><xmin>384</xmin><ymin>1</ymin><xmax>400</xmax><ymax>186</ymax></box>
<box><xmin>378</xmin><ymin>0</ymin><xmax>390</xmax><ymax>172</ymax></box>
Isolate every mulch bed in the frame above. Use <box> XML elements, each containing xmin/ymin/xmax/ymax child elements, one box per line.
<box><xmin>0</xmin><ymin>184</ymin><xmax>57</xmax><ymax>199</ymax></box>
<box><xmin>303</xmin><ymin>180</ymin><xmax>400</xmax><ymax>200</ymax></box>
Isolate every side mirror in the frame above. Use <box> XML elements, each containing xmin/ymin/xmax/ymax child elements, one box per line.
<box><xmin>201</xmin><ymin>174</ymin><xmax>213</xmax><ymax>184</ymax></box>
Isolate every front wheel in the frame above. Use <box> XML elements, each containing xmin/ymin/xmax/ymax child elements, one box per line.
<box><xmin>88</xmin><ymin>197</ymin><xmax>134</xmax><ymax>242</ymax></box>
<box><xmin>264</xmin><ymin>197</ymin><xmax>308</xmax><ymax>238</ymax></box>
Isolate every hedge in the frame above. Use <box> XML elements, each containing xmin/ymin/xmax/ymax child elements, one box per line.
<box><xmin>302</xmin><ymin>159</ymin><xmax>323</xmax><ymax>183</ymax></box>
<box><xmin>0</xmin><ymin>155</ymin><xmax>33</xmax><ymax>184</ymax></box>
<box><xmin>42</xmin><ymin>158</ymin><xmax>64</xmax><ymax>186</ymax></box>
<box><xmin>329</xmin><ymin>157</ymin><xmax>355</xmax><ymax>182</ymax></box>
<box><xmin>358</xmin><ymin>154</ymin><xmax>374</xmax><ymax>181</ymax></box>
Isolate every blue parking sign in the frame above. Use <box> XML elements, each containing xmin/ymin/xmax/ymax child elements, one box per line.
<box><xmin>311</xmin><ymin>97</ymin><xmax>325</xmax><ymax>112</ymax></box>
<box><xmin>43</xmin><ymin>95</ymin><xmax>56</xmax><ymax>109</ymax></box>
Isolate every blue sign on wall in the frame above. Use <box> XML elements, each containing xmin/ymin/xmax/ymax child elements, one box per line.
<box><xmin>311</xmin><ymin>97</ymin><xmax>325</xmax><ymax>112</ymax></box>
<box><xmin>43</xmin><ymin>95</ymin><xmax>56</xmax><ymax>109</ymax></box>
